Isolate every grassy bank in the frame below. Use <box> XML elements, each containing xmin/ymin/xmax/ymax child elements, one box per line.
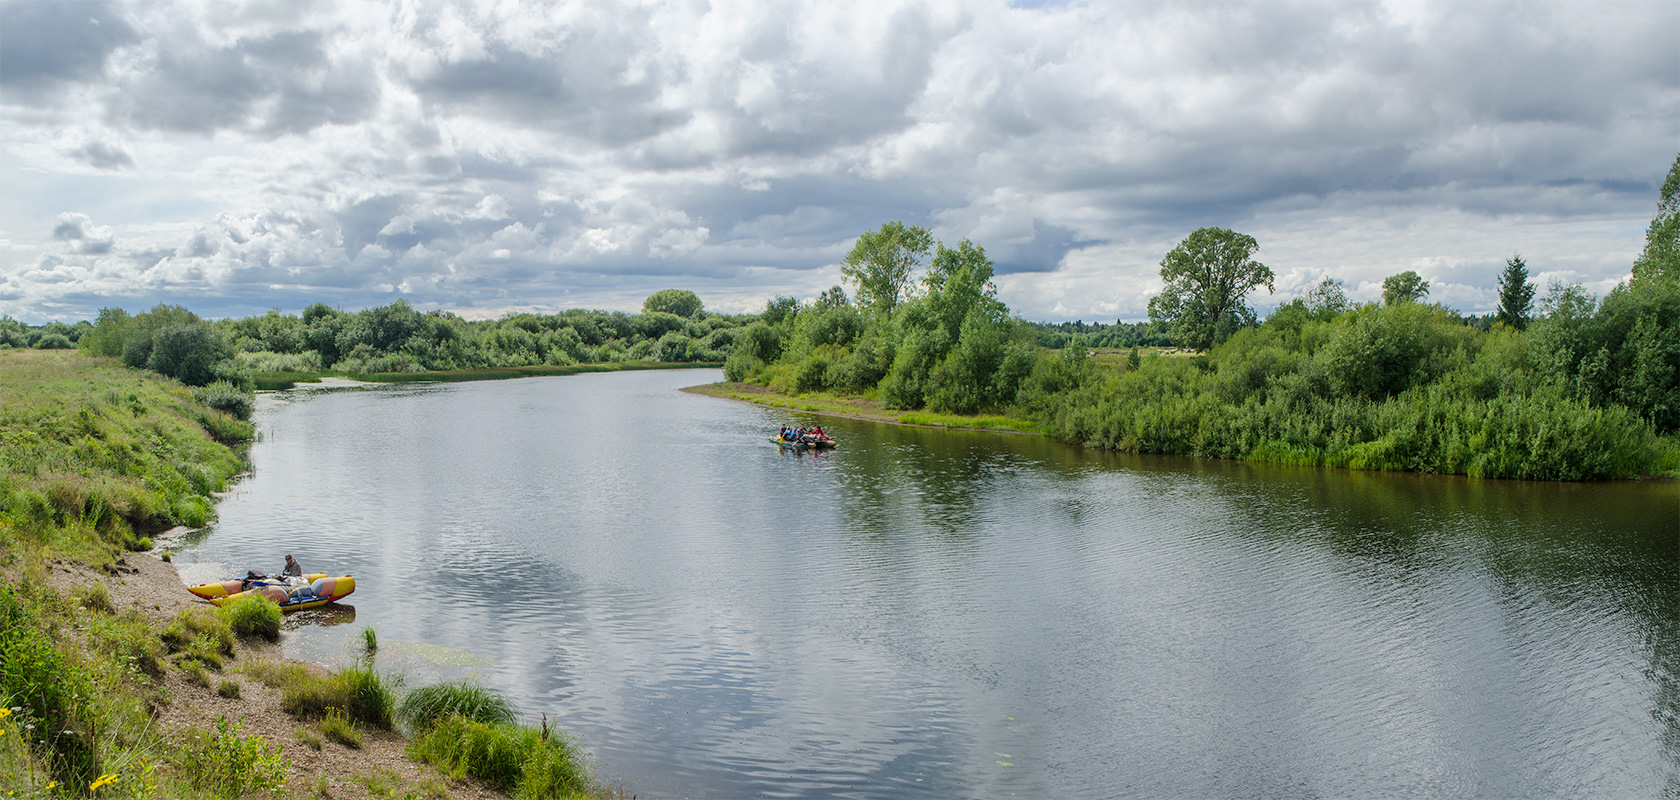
<box><xmin>256</xmin><ymin>361</ymin><xmax>721</xmax><ymax>390</ymax></box>
<box><xmin>683</xmin><ymin>381</ymin><xmax>1039</xmax><ymax>433</ymax></box>
<box><xmin>1</xmin><ymin>349</ymin><xmax>610</xmax><ymax>798</ymax></box>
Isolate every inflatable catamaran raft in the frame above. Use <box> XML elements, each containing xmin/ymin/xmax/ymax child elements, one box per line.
<box><xmin>187</xmin><ymin>571</ymin><xmax>356</xmax><ymax>612</ymax></box>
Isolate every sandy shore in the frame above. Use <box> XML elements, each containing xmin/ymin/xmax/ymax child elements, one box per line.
<box><xmin>49</xmin><ymin>550</ymin><xmax>503</xmax><ymax>799</ymax></box>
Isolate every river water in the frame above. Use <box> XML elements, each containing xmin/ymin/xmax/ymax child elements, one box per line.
<box><xmin>177</xmin><ymin>368</ymin><xmax>1680</xmax><ymax>799</ymax></box>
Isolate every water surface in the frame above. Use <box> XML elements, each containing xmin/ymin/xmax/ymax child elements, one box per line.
<box><xmin>180</xmin><ymin>369</ymin><xmax>1680</xmax><ymax>799</ymax></box>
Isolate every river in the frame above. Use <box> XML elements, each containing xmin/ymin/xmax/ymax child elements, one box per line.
<box><xmin>177</xmin><ymin>368</ymin><xmax>1680</xmax><ymax>799</ymax></box>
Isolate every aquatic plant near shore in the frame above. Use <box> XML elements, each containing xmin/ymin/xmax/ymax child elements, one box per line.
<box><xmin>396</xmin><ymin>681</ymin><xmax>517</xmax><ymax>735</ymax></box>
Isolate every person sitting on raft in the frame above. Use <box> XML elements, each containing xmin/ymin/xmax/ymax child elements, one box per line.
<box><xmin>283</xmin><ymin>554</ymin><xmax>303</xmax><ymax>578</ymax></box>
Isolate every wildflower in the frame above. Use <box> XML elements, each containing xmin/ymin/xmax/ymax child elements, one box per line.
<box><xmin>89</xmin><ymin>773</ymin><xmax>119</xmax><ymax>791</ymax></box>
<box><xmin>0</xmin><ymin>707</ymin><xmax>10</xmax><ymax>719</ymax></box>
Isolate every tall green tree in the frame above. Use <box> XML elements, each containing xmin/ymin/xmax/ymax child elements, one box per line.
<box><xmin>1496</xmin><ymin>254</ymin><xmax>1536</xmax><ymax>330</ymax></box>
<box><xmin>1633</xmin><ymin>153</ymin><xmax>1680</xmax><ymax>285</ymax></box>
<box><xmin>923</xmin><ymin>239</ymin><xmax>1005</xmax><ymax>342</ymax></box>
<box><xmin>841</xmin><ymin>221</ymin><xmax>933</xmax><ymax>317</ymax></box>
<box><xmin>1146</xmin><ymin>227</ymin><xmax>1274</xmax><ymax>349</ymax></box>
<box><xmin>642</xmin><ymin>289</ymin><xmax>704</xmax><ymax>318</ymax></box>
<box><xmin>1304</xmin><ymin>277</ymin><xmax>1350</xmax><ymax>319</ymax></box>
<box><xmin>1382</xmin><ymin>271</ymin><xmax>1430</xmax><ymax>305</ymax></box>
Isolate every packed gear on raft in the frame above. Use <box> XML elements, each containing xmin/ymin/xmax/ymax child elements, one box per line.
<box><xmin>773</xmin><ymin>424</ymin><xmax>837</xmax><ymax>449</ymax></box>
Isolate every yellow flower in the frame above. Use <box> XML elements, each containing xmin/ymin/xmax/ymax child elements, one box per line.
<box><xmin>0</xmin><ymin>707</ymin><xmax>11</xmax><ymax>719</ymax></box>
<box><xmin>89</xmin><ymin>773</ymin><xmax>120</xmax><ymax>791</ymax></box>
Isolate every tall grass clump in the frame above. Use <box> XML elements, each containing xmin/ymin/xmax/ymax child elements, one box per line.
<box><xmin>409</xmin><ymin>716</ymin><xmax>593</xmax><ymax>800</ymax></box>
<box><xmin>219</xmin><ymin>594</ymin><xmax>282</xmax><ymax>642</ymax></box>
<box><xmin>277</xmin><ymin>664</ymin><xmax>396</xmax><ymax>730</ymax></box>
<box><xmin>397</xmin><ymin>681</ymin><xmax>517</xmax><ymax>735</ymax></box>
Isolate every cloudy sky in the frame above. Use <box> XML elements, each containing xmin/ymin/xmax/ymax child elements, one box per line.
<box><xmin>1</xmin><ymin>0</ymin><xmax>1675</xmax><ymax>324</ymax></box>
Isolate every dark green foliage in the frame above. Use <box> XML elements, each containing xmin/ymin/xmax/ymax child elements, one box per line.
<box><xmin>1304</xmin><ymin>277</ymin><xmax>1351</xmax><ymax>319</ymax></box>
<box><xmin>1318</xmin><ymin>303</ymin><xmax>1470</xmax><ymax>400</ymax></box>
<box><xmin>397</xmin><ymin>681</ymin><xmax>518</xmax><ymax>734</ymax></box>
<box><xmin>1147</xmin><ymin>227</ymin><xmax>1274</xmax><ymax>349</ymax></box>
<box><xmin>1497</xmin><ymin>255</ymin><xmax>1536</xmax><ymax>331</ymax></box>
<box><xmin>1029</xmin><ymin>319</ymin><xmax>1173</xmax><ymax>349</ymax></box>
<box><xmin>32</xmin><ymin>332</ymin><xmax>73</xmax><ymax>349</ymax></box>
<box><xmin>1382</xmin><ymin>271</ymin><xmax>1430</xmax><ymax>305</ymax></box>
<box><xmin>643</xmin><ymin>288</ymin><xmax>704</xmax><ymax>318</ymax></box>
<box><xmin>147</xmin><ymin>321</ymin><xmax>233</xmax><ymax>386</ymax></box>
<box><xmin>191</xmin><ymin>381</ymin><xmax>255</xmax><ymax>420</ymax></box>
<box><xmin>1527</xmin><ymin>276</ymin><xmax>1680</xmax><ymax>433</ymax></box>
<box><xmin>842</xmin><ymin>221</ymin><xmax>934</xmax><ymax>317</ymax></box>
<box><xmin>761</xmin><ymin>295</ymin><xmax>800</xmax><ymax>327</ymax></box>
<box><xmin>1633</xmin><ymin>153</ymin><xmax>1680</xmax><ymax>284</ymax></box>
<box><xmin>1034</xmin><ymin>296</ymin><xmax>1679</xmax><ymax>479</ymax></box>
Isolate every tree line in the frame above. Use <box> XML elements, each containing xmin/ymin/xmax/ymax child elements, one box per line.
<box><xmin>728</xmin><ymin>154</ymin><xmax>1680</xmax><ymax>479</ymax></box>
<box><xmin>1</xmin><ymin>289</ymin><xmax>745</xmax><ymax>419</ymax></box>
<box><xmin>6</xmin><ymin>156</ymin><xmax>1676</xmax><ymax>478</ymax></box>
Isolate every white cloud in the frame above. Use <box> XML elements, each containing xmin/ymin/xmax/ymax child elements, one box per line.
<box><xmin>0</xmin><ymin>0</ymin><xmax>1674</xmax><ymax>322</ymax></box>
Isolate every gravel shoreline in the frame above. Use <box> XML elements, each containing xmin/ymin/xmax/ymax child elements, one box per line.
<box><xmin>52</xmin><ymin>549</ymin><xmax>504</xmax><ymax>799</ymax></box>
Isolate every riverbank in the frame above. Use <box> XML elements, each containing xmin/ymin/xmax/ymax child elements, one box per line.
<box><xmin>681</xmin><ymin>381</ymin><xmax>1039</xmax><ymax>434</ymax></box>
<box><xmin>0</xmin><ymin>349</ymin><xmax>613</xmax><ymax>798</ymax></box>
<box><xmin>45</xmin><ymin>550</ymin><xmax>506</xmax><ymax>799</ymax></box>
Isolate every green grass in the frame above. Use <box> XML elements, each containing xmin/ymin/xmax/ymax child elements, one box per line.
<box><xmin>321</xmin><ymin>708</ymin><xmax>362</xmax><ymax>749</ymax></box>
<box><xmin>396</xmin><ymin>681</ymin><xmax>518</xmax><ymax>735</ymax></box>
<box><xmin>254</xmin><ymin>661</ymin><xmax>396</xmax><ymax>730</ymax></box>
<box><xmin>408</xmin><ymin>715</ymin><xmax>594</xmax><ymax>799</ymax></box>
<box><xmin>896</xmin><ymin>411</ymin><xmax>1039</xmax><ymax>432</ymax></box>
<box><xmin>1</xmin><ymin>349</ymin><xmax>251</xmax><ymax>563</ymax></box>
<box><xmin>220</xmin><ymin>594</ymin><xmax>282</xmax><ymax>642</ymax></box>
<box><xmin>161</xmin><ymin>607</ymin><xmax>234</xmax><ymax>669</ymax></box>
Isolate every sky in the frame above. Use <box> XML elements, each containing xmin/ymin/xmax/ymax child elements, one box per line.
<box><xmin>0</xmin><ymin>0</ymin><xmax>1675</xmax><ymax>325</ymax></box>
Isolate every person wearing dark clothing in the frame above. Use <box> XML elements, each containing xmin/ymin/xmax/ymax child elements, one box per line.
<box><xmin>282</xmin><ymin>554</ymin><xmax>303</xmax><ymax>577</ymax></box>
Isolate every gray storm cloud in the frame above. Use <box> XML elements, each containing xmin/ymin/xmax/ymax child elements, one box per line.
<box><xmin>0</xmin><ymin>0</ymin><xmax>1675</xmax><ymax>322</ymax></box>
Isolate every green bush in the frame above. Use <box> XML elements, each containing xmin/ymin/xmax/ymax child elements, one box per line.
<box><xmin>191</xmin><ymin>381</ymin><xmax>255</xmax><ymax>421</ymax></box>
<box><xmin>175</xmin><ymin>716</ymin><xmax>290</xmax><ymax>800</ymax></box>
<box><xmin>0</xmin><ymin>586</ymin><xmax>100</xmax><ymax>789</ymax></box>
<box><xmin>147</xmin><ymin>323</ymin><xmax>233</xmax><ymax>386</ymax></box>
<box><xmin>220</xmin><ymin>594</ymin><xmax>281</xmax><ymax>642</ymax></box>
<box><xmin>397</xmin><ymin>681</ymin><xmax>517</xmax><ymax>735</ymax></box>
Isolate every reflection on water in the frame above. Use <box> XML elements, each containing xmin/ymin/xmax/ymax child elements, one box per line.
<box><xmin>181</xmin><ymin>369</ymin><xmax>1680</xmax><ymax>799</ymax></box>
<box><xmin>283</xmin><ymin>604</ymin><xmax>357</xmax><ymax>630</ymax></box>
